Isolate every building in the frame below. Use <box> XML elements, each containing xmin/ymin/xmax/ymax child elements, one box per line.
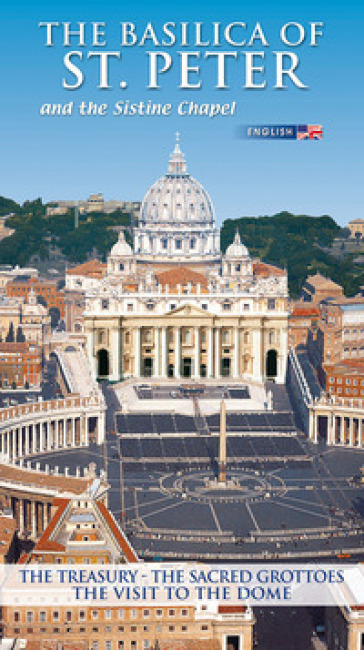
<box><xmin>46</xmin><ymin>196</ymin><xmax>141</xmax><ymax>218</ymax></box>
<box><xmin>325</xmin><ymin>361</ymin><xmax>364</xmax><ymax>403</ymax></box>
<box><xmin>288</xmin><ymin>301</ymin><xmax>320</xmax><ymax>348</ymax></box>
<box><xmin>0</xmin><ymin>266</ymin><xmax>38</xmax><ymax>295</ymax></box>
<box><xmin>0</xmin><ymin>342</ymin><xmax>42</xmax><ymax>389</ymax></box>
<box><xmin>300</xmin><ymin>273</ymin><xmax>344</xmax><ymax>303</ymax></box>
<box><xmin>2</xmin><ymin>483</ymin><xmax>254</xmax><ymax>650</ymax></box>
<box><xmin>348</xmin><ymin>218</ymin><xmax>364</xmax><ymax>239</ymax></box>
<box><xmin>6</xmin><ymin>278</ymin><xmax>65</xmax><ymax>319</ymax></box>
<box><xmin>0</xmin><ymin>291</ymin><xmax>51</xmax><ymax>348</ymax></box>
<box><xmin>307</xmin><ymin>296</ymin><xmax>364</xmax><ymax>386</ymax></box>
<box><xmin>84</xmin><ymin>137</ymin><xmax>289</xmax><ymax>384</ymax></box>
<box><xmin>64</xmin><ymin>261</ymin><xmax>107</xmax><ymax>333</ymax></box>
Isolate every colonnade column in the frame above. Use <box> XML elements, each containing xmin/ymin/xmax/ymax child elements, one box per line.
<box><xmin>194</xmin><ymin>327</ymin><xmax>200</xmax><ymax>379</ymax></box>
<box><xmin>207</xmin><ymin>327</ymin><xmax>213</xmax><ymax>378</ymax></box>
<box><xmin>174</xmin><ymin>327</ymin><xmax>181</xmax><ymax>378</ymax></box>
<box><xmin>161</xmin><ymin>327</ymin><xmax>168</xmax><ymax>378</ymax></box>
<box><xmin>233</xmin><ymin>327</ymin><xmax>239</xmax><ymax>378</ymax></box>
<box><xmin>214</xmin><ymin>327</ymin><xmax>220</xmax><ymax>378</ymax></box>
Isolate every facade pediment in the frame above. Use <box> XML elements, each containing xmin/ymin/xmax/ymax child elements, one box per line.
<box><xmin>168</xmin><ymin>303</ymin><xmax>212</xmax><ymax>318</ymax></box>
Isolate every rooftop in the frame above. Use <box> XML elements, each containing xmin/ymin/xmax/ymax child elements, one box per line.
<box><xmin>156</xmin><ymin>267</ymin><xmax>208</xmax><ymax>288</ymax></box>
<box><xmin>253</xmin><ymin>261</ymin><xmax>286</xmax><ymax>277</ymax></box>
<box><xmin>304</xmin><ymin>273</ymin><xmax>343</xmax><ymax>290</ymax></box>
<box><xmin>0</xmin><ymin>464</ymin><xmax>91</xmax><ymax>494</ymax></box>
<box><xmin>66</xmin><ymin>260</ymin><xmax>107</xmax><ymax>278</ymax></box>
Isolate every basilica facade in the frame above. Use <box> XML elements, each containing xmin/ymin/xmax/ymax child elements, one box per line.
<box><xmin>84</xmin><ymin>136</ymin><xmax>289</xmax><ymax>383</ymax></box>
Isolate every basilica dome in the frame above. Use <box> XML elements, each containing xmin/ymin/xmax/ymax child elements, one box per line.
<box><xmin>109</xmin><ymin>231</ymin><xmax>133</xmax><ymax>258</ymax></box>
<box><xmin>225</xmin><ymin>230</ymin><xmax>250</xmax><ymax>258</ymax></box>
<box><xmin>140</xmin><ymin>134</ymin><xmax>216</xmax><ymax>226</ymax></box>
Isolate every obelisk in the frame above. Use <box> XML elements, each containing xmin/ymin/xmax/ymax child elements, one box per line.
<box><xmin>218</xmin><ymin>399</ymin><xmax>227</xmax><ymax>484</ymax></box>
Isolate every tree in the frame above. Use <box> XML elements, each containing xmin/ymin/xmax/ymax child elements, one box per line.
<box><xmin>5</xmin><ymin>322</ymin><xmax>15</xmax><ymax>342</ymax></box>
<box><xmin>16</xmin><ymin>326</ymin><xmax>26</xmax><ymax>342</ymax></box>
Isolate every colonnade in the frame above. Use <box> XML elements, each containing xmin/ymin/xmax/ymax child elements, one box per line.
<box><xmin>94</xmin><ymin>324</ymin><xmax>288</xmax><ymax>384</ymax></box>
<box><xmin>310</xmin><ymin>407</ymin><xmax>364</xmax><ymax>447</ymax></box>
<box><xmin>0</xmin><ymin>396</ymin><xmax>106</xmax><ymax>462</ymax></box>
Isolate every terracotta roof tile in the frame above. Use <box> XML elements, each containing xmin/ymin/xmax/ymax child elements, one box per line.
<box><xmin>0</xmin><ymin>464</ymin><xmax>91</xmax><ymax>494</ymax></box>
<box><xmin>156</xmin><ymin>267</ymin><xmax>208</xmax><ymax>287</ymax></box>
<box><xmin>66</xmin><ymin>260</ymin><xmax>107</xmax><ymax>278</ymax></box>
<box><xmin>33</xmin><ymin>498</ymin><xmax>70</xmax><ymax>554</ymax></box>
<box><xmin>253</xmin><ymin>262</ymin><xmax>285</xmax><ymax>277</ymax></box>
<box><xmin>95</xmin><ymin>500</ymin><xmax>138</xmax><ymax>562</ymax></box>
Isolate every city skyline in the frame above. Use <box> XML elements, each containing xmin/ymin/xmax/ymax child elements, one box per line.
<box><xmin>0</xmin><ymin>0</ymin><xmax>363</xmax><ymax>226</ymax></box>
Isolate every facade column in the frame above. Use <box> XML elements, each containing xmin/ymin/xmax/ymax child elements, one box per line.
<box><xmin>111</xmin><ymin>328</ymin><xmax>120</xmax><ymax>382</ymax></box>
<box><xmin>214</xmin><ymin>327</ymin><xmax>220</xmax><ymax>378</ymax></box>
<box><xmin>174</xmin><ymin>327</ymin><xmax>181</xmax><ymax>378</ymax></box>
<box><xmin>134</xmin><ymin>327</ymin><xmax>141</xmax><ymax>377</ymax></box>
<box><xmin>359</xmin><ymin>418</ymin><xmax>363</xmax><ymax>448</ymax></box>
<box><xmin>207</xmin><ymin>327</ymin><xmax>213</xmax><ymax>378</ymax></box>
<box><xmin>252</xmin><ymin>327</ymin><xmax>262</xmax><ymax>382</ymax></box>
<box><xmin>233</xmin><ymin>327</ymin><xmax>239</xmax><ymax>378</ymax></box>
<box><xmin>194</xmin><ymin>327</ymin><xmax>200</xmax><ymax>378</ymax></box>
<box><xmin>277</xmin><ymin>327</ymin><xmax>288</xmax><ymax>384</ymax></box>
<box><xmin>154</xmin><ymin>327</ymin><xmax>160</xmax><ymax>377</ymax></box>
<box><xmin>161</xmin><ymin>327</ymin><xmax>168</xmax><ymax>378</ymax></box>
<box><xmin>63</xmin><ymin>419</ymin><xmax>68</xmax><ymax>447</ymax></box>
<box><xmin>86</xmin><ymin>329</ymin><xmax>97</xmax><ymax>379</ymax></box>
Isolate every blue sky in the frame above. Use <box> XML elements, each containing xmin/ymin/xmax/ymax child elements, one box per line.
<box><xmin>1</xmin><ymin>0</ymin><xmax>363</xmax><ymax>226</ymax></box>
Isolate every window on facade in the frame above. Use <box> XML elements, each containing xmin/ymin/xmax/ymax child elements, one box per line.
<box><xmin>223</xmin><ymin>302</ymin><xmax>231</xmax><ymax>311</ymax></box>
<box><xmin>162</xmin><ymin>238</ymin><xmax>168</xmax><ymax>249</ymax></box>
<box><xmin>131</xmin><ymin>609</ymin><xmax>137</xmax><ymax>618</ymax></box>
<box><xmin>185</xmin><ymin>330</ymin><xmax>191</xmax><ymax>344</ymax></box>
<box><xmin>223</xmin><ymin>331</ymin><xmax>230</xmax><ymax>344</ymax></box>
<box><xmin>53</xmin><ymin>611</ymin><xmax>60</xmax><ymax>621</ymax></box>
<box><xmin>119</xmin><ymin>263</ymin><xmax>124</xmax><ymax>271</ymax></box>
<box><xmin>190</xmin><ymin>239</ymin><xmax>196</xmax><ymax>249</ymax></box>
<box><xmin>146</xmin><ymin>302</ymin><xmax>155</xmax><ymax>311</ymax></box>
<box><xmin>267</xmin><ymin>298</ymin><xmax>276</xmax><ymax>310</ymax></box>
<box><xmin>13</xmin><ymin>611</ymin><xmax>20</xmax><ymax>622</ymax></box>
<box><xmin>26</xmin><ymin>611</ymin><xmax>33</xmax><ymax>623</ymax></box>
<box><xmin>92</xmin><ymin>610</ymin><xmax>99</xmax><ymax>619</ymax></box>
<box><xmin>39</xmin><ymin>611</ymin><xmax>46</xmax><ymax>622</ymax></box>
<box><xmin>127</xmin><ymin>303</ymin><xmax>133</xmax><ymax>312</ymax></box>
<box><xmin>102</xmin><ymin>299</ymin><xmax>109</xmax><ymax>310</ymax></box>
<box><xmin>176</xmin><ymin>240</ymin><xmax>182</xmax><ymax>250</ymax></box>
<box><xmin>169</xmin><ymin>609</ymin><xmax>175</xmax><ymax>617</ymax></box>
<box><xmin>143</xmin><ymin>641</ymin><xmax>151</xmax><ymax>650</ymax></box>
<box><xmin>156</xmin><ymin>609</ymin><xmax>163</xmax><ymax>617</ymax></box>
<box><xmin>118</xmin><ymin>609</ymin><xmax>124</xmax><ymax>619</ymax></box>
<box><xmin>105</xmin><ymin>610</ymin><xmax>112</xmax><ymax>620</ymax></box>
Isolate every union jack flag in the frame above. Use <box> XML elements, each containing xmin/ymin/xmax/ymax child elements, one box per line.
<box><xmin>297</xmin><ymin>125</ymin><xmax>323</xmax><ymax>140</ymax></box>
